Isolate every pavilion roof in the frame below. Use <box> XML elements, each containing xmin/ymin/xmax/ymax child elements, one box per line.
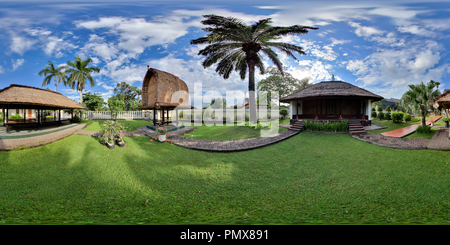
<box><xmin>279</xmin><ymin>80</ymin><xmax>383</xmax><ymax>102</ymax></box>
<box><xmin>0</xmin><ymin>84</ymin><xmax>87</xmax><ymax>110</ymax></box>
<box><xmin>430</xmin><ymin>89</ymin><xmax>450</xmax><ymax>109</ymax></box>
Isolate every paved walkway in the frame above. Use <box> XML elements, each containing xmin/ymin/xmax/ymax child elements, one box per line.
<box><xmin>0</xmin><ymin>124</ymin><xmax>86</xmax><ymax>150</ymax></box>
<box><xmin>1</xmin><ymin>121</ymin><xmax>450</xmax><ymax>151</ymax></box>
<box><xmin>380</xmin><ymin>116</ymin><xmax>442</xmax><ymax>138</ymax></box>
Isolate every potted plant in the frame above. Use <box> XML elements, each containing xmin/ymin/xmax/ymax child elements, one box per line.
<box><xmin>156</xmin><ymin>124</ymin><xmax>169</xmax><ymax>142</ymax></box>
<box><xmin>115</xmin><ymin>122</ymin><xmax>128</xmax><ymax>147</ymax></box>
<box><xmin>444</xmin><ymin>117</ymin><xmax>450</xmax><ymax>128</ymax></box>
<box><xmin>100</xmin><ymin>120</ymin><xmax>117</xmax><ymax>149</ymax></box>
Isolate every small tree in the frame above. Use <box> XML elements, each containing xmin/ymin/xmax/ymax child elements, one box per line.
<box><xmin>280</xmin><ymin>108</ymin><xmax>288</xmax><ymax>119</ymax></box>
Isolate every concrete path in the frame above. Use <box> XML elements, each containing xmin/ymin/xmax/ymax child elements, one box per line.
<box><xmin>0</xmin><ymin>124</ymin><xmax>86</xmax><ymax>150</ymax></box>
<box><xmin>380</xmin><ymin>116</ymin><xmax>442</xmax><ymax>138</ymax></box>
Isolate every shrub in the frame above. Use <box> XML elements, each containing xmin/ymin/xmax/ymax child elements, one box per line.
<box><xmin>9</xmin><ymin>114</ymin><xmax>23</xmax><ymax>119</ymax></box>
<box><xmin>403</xmin><ymin>113</ymin><xmax>412</xmax><ymax>122</ymax></box>
<box><xmin>371</xmin><ymin>111</ymin><xmax>377</xmax><ymax>118</ymax></box>
<box><xmin>377</xmin><ymin>106</ymin><xmax>383</xmax><ymax>112</ymax></box>
<box><xmin>384</xmin><ymin>113</ymin><xmax>391</xmax><ymax>120</ymax></box>
<box><xmin>377</xmin><ymin>112</ymin><xmax>384</xmax><ymax>120</ymax></box>
<box><xmin>386</xmin><ymin>106</ymin><xmax>392</xmax><ymax>112</ymax></box>
<box><xmin>304</xmin><ymin>120</ymin><xmax>348</xmax><ymax>132</ymax></box>
<box><xmin>416</xmin><ymin>125</ymin><xmax>431</xmax><ymax>134</ymax></box>
<box><xmin>391</xmin><ymin>112</ymin><xmax>403</xmax><ymax>123</ymax></box>
<box><xmin>372</xmin><ymin>107</ymin><xmax>376</xmax><ymax>112</ymax></box>
<box><xmin>280</xmin><ymin>108</ymin><xmax>288</xmax><ymax>119</ymax></box>
<box><xmin>72</xmin><ymin>115</ymin><xmax>80</xmax><ymax>122</ymax></box>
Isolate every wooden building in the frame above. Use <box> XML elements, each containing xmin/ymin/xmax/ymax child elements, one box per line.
<box><xmin>0</xmin><ymin>84</ymin><xmax>87</xmax><ymax>132</ymax></box>
<box><xmin>136</xmin><ymin>67</ymin><xmax>193</xmax><ymax>125</ymax></box>
<box><xmin>280</xmin><ymin>79</ymin><xmax>383</xmax><ymax>122</ymax></box>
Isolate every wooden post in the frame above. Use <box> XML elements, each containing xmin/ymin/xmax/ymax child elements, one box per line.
<box><xmin>176</xmin><ymin>108</ymin><xmax>179</xmax><ymax>125</ymax></box>
<box><xmin>5</xmin><ymin>106</ymin><xmax>8</xmax><ymax>133</ymax></box>
<box><xmin>153</xmin><ymin>108</ymin><xmax>156</xmax><ymax>126</ymax></box>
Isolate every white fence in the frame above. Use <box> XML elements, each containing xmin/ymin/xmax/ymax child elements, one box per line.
<box><xmin>81</xmin><ymin>111</ymin><xmax>152</xmax><ymax>120</ymax></box>
<box><xmin>77</xmin><ymin>108</ymin><xmax>280</xmax><ymax>121</ymax></box>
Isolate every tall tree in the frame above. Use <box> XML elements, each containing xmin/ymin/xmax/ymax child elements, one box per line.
<box><xmin>257</xmin><ymin>66</ymin><xmax>312</xmax><ymax>107</ymax></box>
<box><xmin>190</xmin><ymin>15</ymin><xmax>317</xmax><ymax>124</ymax></box>
<box><xmin>404</xmin><ymin>80</ymin><xmax>440</xmax><ymax>126</ymax></box>
<box><xmin>64</xmin><ymin>55</ymin><xmax>100</xmax><ymax>103</ymax></box>
<box><xmin>38</xmin><ymin>61</ymin><xmax>67</xmax><ymax>92</ymax></box>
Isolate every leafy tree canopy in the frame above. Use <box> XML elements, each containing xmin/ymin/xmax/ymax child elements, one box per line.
<box><xmin>82</xmin><ymin>92</ymin><xmax>106</xmax><ymax>111</ymax></box>
<box><xmin>113</xmin><ymin>82</ymin><xmax>142</xmax><ymax>111</ymax></box>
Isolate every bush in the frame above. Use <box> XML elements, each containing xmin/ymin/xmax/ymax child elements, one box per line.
<box><xmin>72</xmin><ymin>115</ymin><xmax>80</xmax><ymax>123</ymax></box>
<box><xmin>416</xmin><ymin>125</ymin><xmax>431</xmax><ymax>134</ymax></box>
<box><xmin>403</xmin><ymin>113</ymin><xmax>412</xmax><ymax>122</ymax></box>
<box><xmin>371</xmin><ymin>111</ymin><xmax>377</xmax><ymax>118</ymax></box>
<box><xmin>372</xmin><ymin>107</ymin><xmax>376</xmax><ymax>112</ymax></box>
<box><xmin>377</xmin><ymin>112</ymin><xmax>384</xmax><ymax>120</ymax></box>
<box><xmin>304</xmin><ymin>120</ymin><xmax>348</xmax><ymax>132</ymax></box>
<box><xmin>9</xmin><ymin>114</ymin><xmax>23</xmax><ymax>119</ymax></box>
<box><xmin>391</xmin><ymin>112</ymin><xmax>403</xmax><ymax>123</ymax></box>
<box><xmin>280</xmin><ymin>108</ymin><xmax>288</xmax><ymax>119</ymax></box>
<box><xmin>384</xmin><ymin>113</ymin><xmax>391</xmax><ymax>120</ymax></box>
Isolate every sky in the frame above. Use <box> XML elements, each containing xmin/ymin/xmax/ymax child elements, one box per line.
<box><xmin>1</xmin><ymin>0</ymin><xmax>450</xmax><ymax>107</ymax></box>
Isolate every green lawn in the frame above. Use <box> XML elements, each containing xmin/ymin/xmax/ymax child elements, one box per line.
<box><xmin>181</xmin><ymin>120</ymin><xmax>288</xmax><ymax>140</ymax></box>
<box><xmin>79</xmin><ymin>120</ymin><xmax>152</xmax><ymax>132</ymax></box>
<box><xmin>1</xmin><ymin>132</ymin><xmax>450</xmax><ymax>224</ymax></box>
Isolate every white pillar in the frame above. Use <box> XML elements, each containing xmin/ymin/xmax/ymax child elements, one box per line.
<box><xmin>367</xmin><ymin>99</ymin><xmax>372</xmax><ymax>120</ymax></box>
<box><xmin>290</xmin><ymin>101</ymin><xmax>298</xmax><ymax>119</ymax></box>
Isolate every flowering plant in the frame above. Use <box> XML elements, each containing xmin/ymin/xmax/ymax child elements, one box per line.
<box><xmin>100</xmin><ymin>120</ymin><xmax>117</xmax><ymax>144</ymax></box>
<box><xmin>156</xmin><ymin>123</ymin><xmax>169</xmax><ymax>135</ymax></box>
<box><xmin>114</xmin><ymin>122</ymin><xmax>129</xmax><ymax>143</ymax></box>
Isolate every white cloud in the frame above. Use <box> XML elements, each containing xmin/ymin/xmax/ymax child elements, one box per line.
<box><xmin>0</xmin><ymin>65</ymin><xmax>4</xmax><ymax>74</ymax></box>
<box><xmin>345</xmin><ymin>40</ymin><xmax>448</xmax><ymax>98</ymax></box>
<box><xmin>10</xmin><ymin>36</ymin><xmax>36</xmax><ymax>55</ymax></box>
<box><xmin>348</xmin><ymin>22</ymin><xmax>385</xmax><ymax>37</ymax></box>
<box><xmin>12</xmin><ymin>59</ymin><xmax>25</xmax><ymax>71</ymax></box>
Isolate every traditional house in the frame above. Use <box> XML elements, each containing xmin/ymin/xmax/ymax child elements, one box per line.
<box><xmin>136</xmin><ymin>67</ymin><xmax>193</xmax><ymax>125</ymax></box>
<box><xmin>431</xmin><ymin>89</ymin><xmax>450</xmax><ymax>116</ymax></box>
<box><xmin>0</xmin><ymin>84</ymin><xmax>87</xmax><ymax>132</ymax></box>
<box><xmin>279</xmin><ymin>79</ymin><xmax>383</xmax><ymax>122</ymax></box>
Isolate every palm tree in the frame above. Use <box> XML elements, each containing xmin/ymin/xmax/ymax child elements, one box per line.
<box><xmin>38</xmin><ymin>61</ymin><xmax>67</xmax><ymax>92</ymax></box>
<box><xmin>404</xmin><ymin>80</ymin><xmax>440</xmax><ymax>127</ymax></box>
<box><xmin>190</xmin><ymin>15</ymin><xmax>317</xmax><ymax>123</ymax></box>
<box><xmin>64</xmin><ymin>55</ymin><xmax>100</xmax><ymax>103</ymax></box>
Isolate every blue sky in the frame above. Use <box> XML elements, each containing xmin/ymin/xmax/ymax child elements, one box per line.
<box><xmin>1</xmin><ymin>0</ymin><xmax>450</xmax><ymax>107</ymax></box>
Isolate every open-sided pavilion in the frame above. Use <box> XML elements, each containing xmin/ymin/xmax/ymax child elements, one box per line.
<box><xmin>0</xmin><ymin>84</ymin><xmax>87</xmax><ymax>133</ymax></box>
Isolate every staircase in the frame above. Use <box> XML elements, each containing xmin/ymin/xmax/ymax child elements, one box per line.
<box><xmin>289</xmin><ymin>120</ymin><xmax>305</xmax><ymax>132</ymax></box>
<box><xmin>348</xmin><ymin>120</ymin><xmax>366</xmax><ymax>135</ymax></box>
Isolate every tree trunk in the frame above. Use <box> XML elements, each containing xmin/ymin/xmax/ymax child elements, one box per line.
<box><xmin>247</xmin><ymin>60</ymin><xmax>257</xmax><ymax>125</ymax></box>
<box><xmin>79</xmin><ymin>90</ymin><xmax>83</xmax><ymax>104</ymax></box>
<box><xmin>421</xmin><ymin>107</ymin><xmax>426</xmax><ymax>127</ymax></box>
<box><xmin>55</xmin><ymin>81</ymin><xmax>57</xmax><ymax>92</ymax></box>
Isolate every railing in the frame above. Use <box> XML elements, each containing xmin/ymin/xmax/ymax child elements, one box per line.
<box><xmin>80</xmin><ymin>111</ymin><xmax>153</xmax><ymax>120</ymax></box>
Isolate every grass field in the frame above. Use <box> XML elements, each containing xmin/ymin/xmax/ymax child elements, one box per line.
<box><xmin>1</xmin><ymin>131</ymin><xmax>450</xmax><ymax>224</ymax></box>
<box><xmin>181</xmin><ymin>120</ymin><xmax>288</xmax><ymax>140</ymax></box>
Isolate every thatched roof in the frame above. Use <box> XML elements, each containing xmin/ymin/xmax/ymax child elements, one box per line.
<box><xmin>137</xmin><ymin>67</ymin><xmax>194</xmax><ymax>110</ymax></box>
<box><xmin>0</xmin><ymin>84</ymin><xmax>87</xmax><ymax>110</ymax></box>
<box><xmin>430</xmin><ymin>89</ymin><xmax>450</xmax><ymax>109</ymax></box>
<box><xmin>279</xmin><ymin>80</ymin><xmax>383</xmax><ymax>102</ymax></box>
